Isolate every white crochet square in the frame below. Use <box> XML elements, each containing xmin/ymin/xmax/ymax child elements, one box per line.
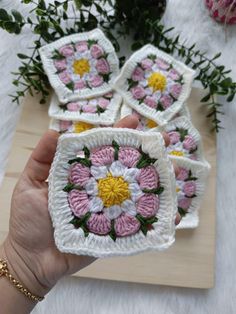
<box><xmin>49</xmin><ymin>128</ymin><xmax>177</xmax><ymax>258</ymax></box>
<box><xmin>39</xmin><ymin>28</ymin><xmax>119</xmax><ymax>103</ymax></box>
<box><xmin>49</xmin><ymin>91</ymin><xmax>122</xmax><ymax>125</ymax></box>
<box><xmin>120</xmin><ymin>102</ymin><xmax>191</xmax><ymax>132</ymax></box>
<box><xmin>114</xmin><ymin>44</ymin><xmax>195</xmax><ymax>125</ymax></box>
<box><xmin>159</xmin><ymin>116</ymin><xmax>207</xmax><ymax>163</ymax></box>
<box><xmin>170</xmin><ymin>157</ymin><xmax>210</xmax><ymax>229</ymax></box>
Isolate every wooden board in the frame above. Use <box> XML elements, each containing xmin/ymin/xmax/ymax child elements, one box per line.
<box><xmin>0</xmin><ymin>88</ymin><xmax>216</xmax><ymax>289</ymax></box>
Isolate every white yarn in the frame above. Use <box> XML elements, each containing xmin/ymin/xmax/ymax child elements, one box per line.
<box><xmin>39</xmin><ymin>28</ymin><xmax>120</xmax><ymax>103</ymax></box>
<box><xmin>113</xmin><ymin>44</ymin><xmax>195</xmax><ymax>126</ymax></box>
<box><xmin>48</xmin><ymin>128</ymin><xmax>177</xmax><ymax>258</ymax></box>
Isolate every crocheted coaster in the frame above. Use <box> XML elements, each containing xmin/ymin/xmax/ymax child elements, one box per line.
<box><xmin>39</xmin><ymin>28</ymin><xmax>119</xmax><ymax>103</ymax></box>
<box><xmin>159</xmin><ymin>117</ymin><xmax>206</xmax><ymax>162</ymax></box>
<box><xmin>120</xmin><ymin>102</ymin><xmax>190</xmax><ymax>131</ymax></box>
<box><xmin>205</xmin><ymin>0</ymin><xmax>236</xmax><ymax>24</ymax></box>
<box><xmin>114</xmin><ymin>44</ymin><xmax>195</xmax><ymax>125</ymax></box>
<box><xmin>48</xmin><ymin>128</ymin><xmax>177</xmax><ymax>257</ymax></box>
<box><xmin>49</xmin><ymin>91</ymin><xmax>122</xmax><ymax>125</ymax></box>
<box><xmin>169</xmin><ymin>157</ymin><xmax>210</xmax><ymax>229</ymax></box>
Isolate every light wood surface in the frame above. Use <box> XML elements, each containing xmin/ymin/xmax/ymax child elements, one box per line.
<box><xmin>0</xmin><ymin>88</ymin><xmax>216</xmax><ymax>289</ymax></box>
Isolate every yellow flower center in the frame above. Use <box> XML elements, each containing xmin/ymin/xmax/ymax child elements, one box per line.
<box><xmin>169</xmin><ymin>150</ymin><xmax>184</xmax><ymax>157</ymax></box>
<box><xmin>98</xmin><ymin>173</ymin><xmax>130</xmax><ymax>207</ymax></box>
<box><xmin>73</xmin><ymin>59</ymin><xmax>90</xmax><ymax>76</ymax></box>
<box><xmin>146</xmin><ymin>119</ymin><xmax>158</xmax><ymax>129</ymax></box>
<box><xmin>148</xmin><ymin>72</ymin><xmax>167</xmax><ymax>92</ymax></box>
<box><xmin>74</xmin><ymin>121</ymin><xmax>94</xmax><ymax>133</ymax></box>
<box><xmin>176</xmin><ymin>187</ymin><xmax>181</xmax><ymax>193</ymax></box>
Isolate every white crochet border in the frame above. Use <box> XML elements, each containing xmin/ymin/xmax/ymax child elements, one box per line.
<box><xmin>169</xmin><ymin>157</ymin><xmax>211</xmax><ymax>229</ymax></box>
<box><xmin>39</xmin><ymin>28</ymin><xmax>120</xmax><ymax>103</ymax></box>
<box><xmin>158</xmin><ymin>116</ymin><xmax>207</xmax><ymax>164</ymax></box>
<box><xmin>48</xmin><ymin>128</ymin><xmax>177</xmax><ymax>258</ymax></box>
<box><xmin>48</xmin><ymin>92</ymin><xmax>122</xmax><ymax>125</ymax></box>
<box><xmin>113</xmin><ymin>44</ymin><xmax>195</xmax><ymax>125</ymax></box>
<box><xmin>120</xmin><ymin>102</ymin><xmax>191</xmax><ymax>130</ymax></box>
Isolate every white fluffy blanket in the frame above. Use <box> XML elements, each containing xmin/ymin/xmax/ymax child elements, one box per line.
<box><xmin>1</xmin><ymin>0</ymin><xmax>236</xmax><ymax>313</ymax></box>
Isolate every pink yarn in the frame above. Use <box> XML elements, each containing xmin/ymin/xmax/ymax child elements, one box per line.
<box><xmin>137</xmin><ymin>194</ymin><xmax>159</xmax><ymax>218</ymax></box>
<box><xmin>68</xmin><ymin>190</ymin><xmax>89</xmax><ymax>217</ymax></box>
<box><xmin>205</xmin><ymin>0</ymin><xmax>236</xmax><ymax>24</ymax></box>
<box><xmin>91</xmin><ymin>145</ymin><xmax>115</xmax><ymax>166</ymax></box>
<box><xmin>183</xmin><ymin>181</ymin><xmax>196</xmax><ymax>197</ymax></box>
<box><xmin>114</xmin><ymin>213</ymin><xmax>140</xmax><ymax>237</ymax></box>
<box><xmin>178</xmin><ymin>197</ymin><xmax>192</xmax><ymax>209</ymax></box>
<box><xmin>59</xmin><ymin>44</ymin><xmax>74</xmax><ymax>57</ymax></box>
<box><xmin>82</xmin><ymin>104</ymin><xmax>97</xmax><ymax>113</ymax></box>
<box><xmin>118</xmin><ymin>147</ymin><xmax>141</xmax><ymax>168</ymax></box>
<box><xmin>98</xmin><ymin>98</ymin><xmax>109</xmax><ymax>109</ymax></box>
<box><xmin>168</xmin><ymin>131</ymin><xmax>180</xmax><ymax>144</ymax></box>
<box><xmin>155</xmin><ymin>58</ymin><xmax>170</xmax><ymax>70</ymax></box>
<box><xmin>96</xmin><ymin>58</ymin><xmax>110</xmax><ymax>74</ymax></box>
<box><xmin>131</xmin><ymin>67</ymin><xmax>144</xmax><ymax>81</ymax></box>
<box><xmin>138</xmin><ymin>166</ymin><xmax>159</xmax><ymax>189</ymax></box>
<box><xmin>58</xmin><ymin>71</ymin><xmax>71</xmax><ymax>84</ymax></box>
<box><xmin>176</xmin><ymin>168</ymin><xmax>189</xmax><ymax>181</ymax></box>
<box><xmin>131</xmin><ymin>85</ymin><xmax>146</xmax><ymax>100</ymax></box>
<box><xmin>90</xmin><ymin>44</ymin><xmax>104</xmax><ymax>58</ymax></box>
<box><xmin>183</xmin><ymin>135</ymin><xmax>197</xmax><ymax>151</ymax></box>
<box><xmin>54</xmin><ymin>59</ymin><xmax>67</xmax><ymax>71</ymax></box>
<box><xmin>144</xmin><ymin>96</ymin><xmax>157</xmax><ymax>108</ymax></box>
<box><xmin>160</xmin><ymin>94</ymin><xmax>173</xmax><ymax>109</ymax></box>
<box><xmin>67</xmin><ymin>102</ymin><xmax>80</xmax><ymax>111</ymax></box>
<box><xmin>75</xmin><ymin>41</ymin><xmax>88</xmax><ymax>53</ymax></box>
<box><xmin>168</xmin><ymin>69</ymin><xmax>181</xmax><ymax>81</ymax></box>
<box><xmin>69</xmin><ymin>163</ymin><xmax>91</xmax><ymax>186</ymax></box>
<box><xmin>87</xmin><ymin>213</ymin><xmax>111</xmax><ymax>235</ymax></box>
<box><xmin>89</xmin><ymin>75</ymin><xmax>104</xmax><ymax>87</ymax></box>
<box><xmin>170</xmin><ymin>83</ymin><xmax>182</xmax><ymax>99</ymax></box>
<box><xmin>141</xmin><ymin>58</ymin><xmax>153</xmax><ymax>70</ymax></box>
<box><xmin>74</xmin><ymin>80</ymin><xmax>86</xmax><ymax>90</ymax></box>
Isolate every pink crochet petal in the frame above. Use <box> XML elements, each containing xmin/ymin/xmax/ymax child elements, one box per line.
<box><xmin>178</xmin><ymin>197</ymin><xmax>192</xmax><ymax>210</ymax></box>
<box><xmin>183</xmin><ymin>181</ymin><xmax>196</xmax><ymax>197</ymax></box>
<box><xmin>118</xmin><ymin>147</ymin><xmax>141</xmax><ymax>168</ymax></box>
<box><xmin>91</xmin><ymin>145</ymin><xmax>114</xmax><ymax>166</ymax></box>
<box><xmin>114</xmin><ymin>213</ymin><xmax>140</xmax><ymax>237</ymax></box>
<box><xmin>87</xmin><ymin>213</ymin><xmax>111</xmax><ymax>235</ymax></box>
<box><xmin>138</xmin><ymin>166</ymin><xmax>159</xmax><ymax>189</ymax></box>
<box><xmin>176</xmin><ymin>167</ymin><xmax>189</xmax><ymax>181</ymax></box>
<box><xmin>69</xmin><ymin>163</ymin><xmax>91</xmax><ymax>186</ymax></box>
<box><xmin>137</xmin><ymin>194</ymin><xmax>159</xmax><ymax>218</ymax></box>
<box><xmin>68</xmin><ymin>190</ymin><xmax>89</xmax><ymax>218</ymax></box>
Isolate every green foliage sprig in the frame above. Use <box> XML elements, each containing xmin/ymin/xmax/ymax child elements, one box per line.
<box><xmin>0</xmin><ymin>0</ymin><xmax>235</xmax><ymax>131</ymax></box>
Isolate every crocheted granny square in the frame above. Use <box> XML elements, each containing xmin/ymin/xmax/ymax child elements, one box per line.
<box><xmin>49</xmin><ymin>91</ymin><xmax>122</xmax><ymax>125</ymax></box>
<box><xmin>120</xmin><ymin>103</ymin><xmax>190</xmax><ymax>132</ymax></box>
<box><xmin>39</xmin><ymin>28</ymin><xmax>119</xmax><ymax>103</ymax></box>
<box><xmin>160</xmin><ymin>117</ymin><xmax>206</xmax><ymax>162</ymax></box>
<box><xmin>114</xmin><ymin>44</ymin><xmax>195</xmax><ymax>125</ymax></box>
<box><xmin>169</xmin><ymin>157</ymin><xmax>210</xmax><ymax>229</ymax></box>
<box><xmin>49</xmin><ymin>128</ymin><xmax>177</xmax><ymax>257</ymax></box>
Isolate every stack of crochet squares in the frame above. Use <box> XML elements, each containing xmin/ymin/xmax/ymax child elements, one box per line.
<box><xmin>40</xmin><ymin>28</ymin><xmax>210</xmax><ymax>257</ymax></box>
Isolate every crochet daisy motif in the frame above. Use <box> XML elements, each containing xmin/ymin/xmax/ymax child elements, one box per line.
<box><xmin>49</xmin><ymin>129</ymin><xmax>177</xmax><ymax>257</ymax></box>
<box><xmin>39</xmin><ymin>28</ymin><xmax>119</xmax><ymax>103</ymax></box>
<box><xmin>114</xmin><ymin>44</ymin><xmax>195</xmax><ymax>125</ymax></box>
<box><xmin>49</xmin><ymin>91</ymin><xmax>122</xmax><ymax>125</ymax></box>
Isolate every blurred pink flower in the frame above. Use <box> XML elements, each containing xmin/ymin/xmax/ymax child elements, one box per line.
<box><xmin>131</xmin><ymin>85</ymin><xmax>146</xmax><ymax>99</ymax></box>
<box><xmin>131</xmin><ymin>67</ymin><xmax>144</xmax><ymax>81</ymax></box>
<box><xmin>90</xmin><ymin>44</ymin><xmax>104</xmax><ymax>58</ymax></box>
<box><xmin>96</xmin><ymin>58</ymin><xmax>110</xmax><ymax>74</ymax></box>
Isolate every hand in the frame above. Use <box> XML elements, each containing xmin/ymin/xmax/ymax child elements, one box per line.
<box><xmin>1</xmin><ymin>115</ymin><xmax>181</xmax><ymax>300</ymax></box>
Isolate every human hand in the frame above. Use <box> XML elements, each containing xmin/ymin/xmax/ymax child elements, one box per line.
<box><xmin>1</xmin><ymin>115</ymin><xmax>181</xmax><ymax>300</ymax></box>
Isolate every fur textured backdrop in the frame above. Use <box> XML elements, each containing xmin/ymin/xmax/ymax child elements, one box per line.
<box><xmin>0</xmin><ymin>0</ymin><xmax>236</xmax><ymax>313</ymax></box>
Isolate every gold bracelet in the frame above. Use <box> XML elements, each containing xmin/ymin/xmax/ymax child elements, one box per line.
<box><xmin>0</xmin><ymin>258</ymin><xmax>44</xmax><ymax>302</ymax></box>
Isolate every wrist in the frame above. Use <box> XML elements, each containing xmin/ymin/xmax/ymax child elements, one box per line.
<box><xmin>1</xmin><ymin>238</ymin><xmax>50</xmax><ymax>299</ymax></box>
